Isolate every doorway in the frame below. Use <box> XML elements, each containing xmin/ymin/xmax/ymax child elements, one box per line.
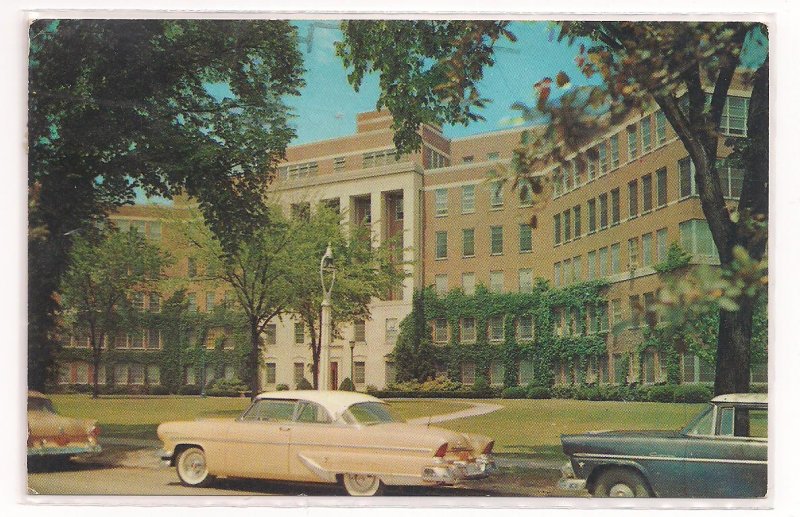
<box><xmin>330</xmin><ymin>362</ymin><xmax>339</xmax><ymax>390</ymax></box>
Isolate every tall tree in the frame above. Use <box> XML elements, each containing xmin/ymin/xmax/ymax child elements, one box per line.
<box><xmin>60</xmin><ymin>231</ymin><xmax>169</xmax><ymax>398</ymax></box>
<box><xmin>287</xmin><ymin>207</ymin><xmax>405</xmax><ymax>389</ymax></box>
<box><xmin>337</xmin><ymin>20</ymin><xmax>768</xmax><ymax>396</ymax></box>
<box><xmin>183</xmin><ymin>206</ymin><xmax>295</xmax><ymax>395</ymax></box>
<box><xmin>28</xmin><ymin>19</ymin><xmax>304</xmax><ymax>390</ymax></box>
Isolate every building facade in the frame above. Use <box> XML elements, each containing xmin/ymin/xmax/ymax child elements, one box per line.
<box><xmin>55</xmin><ymin>89</ymin><xmax>766</xmax><ymax>393</ymax></box>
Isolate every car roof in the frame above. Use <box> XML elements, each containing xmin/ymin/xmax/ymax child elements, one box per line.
<box><xmin>254</xmin><ymin>390</ymin><xmax>383</xmax><ymax>416</ymax></box>
<box><xmin>711</xmin><ymin>393</ymin><xmax>768</xmax><ymax>405</ymax></box>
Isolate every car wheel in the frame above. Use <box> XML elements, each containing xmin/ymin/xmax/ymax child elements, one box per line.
<box><xmin>176</xmin><ymin>447</ymin><xmax>213</xmax><ymax>487</ymax></box>
<box><xmin>593</xmin><ymin>468</ymin><xmax>650</xmax><ymax>498</ymax></box>
<box><xmin>342</xmin><ymin>473</ymin><xmax>385</xmax><ymax>496</ymax></box>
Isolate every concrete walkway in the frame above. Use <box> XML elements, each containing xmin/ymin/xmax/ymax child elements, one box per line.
<box><xmin>403</xmin><ymin>399</ymin><xmax>504</xmax><ymax>425</ymax></box>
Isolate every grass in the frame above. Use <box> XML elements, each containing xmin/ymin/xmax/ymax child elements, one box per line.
<box><xmin>437</xmin><ymin>399</ymin><xmax>706</xmax><ymax>460</ymax></box>
<box><xmin>47</xmin><ymin>395</ymin><xmax>469</xmax><ymax>441</ymax></box>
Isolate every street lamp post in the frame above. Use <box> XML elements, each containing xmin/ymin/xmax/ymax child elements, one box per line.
<box><xmin>349</xmin><ymin>340</ymin><xmax>356</xmax><ymax>385</ymax></box>
<box><xmin>319</xmin><ymin>244</ymin><xmax>336</xmax><ymax>391</ymax></box>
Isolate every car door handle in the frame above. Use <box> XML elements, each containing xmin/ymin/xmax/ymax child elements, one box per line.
<box><xmin>279</xmin><ymin>426</ymin><xmax>291</xmax><ymax>431</ymax></box>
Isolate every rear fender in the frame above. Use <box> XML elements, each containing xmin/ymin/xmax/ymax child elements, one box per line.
<box><xmin>584</xmin><ymin>459</ymin><xmax>656</xmax><ymax>496</ymax></box>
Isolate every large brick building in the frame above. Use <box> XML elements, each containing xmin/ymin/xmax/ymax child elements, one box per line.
<box><xmin>56</xmin><ymin>84</ymin><xmax>766</xmax><ymax>393</ymax></box>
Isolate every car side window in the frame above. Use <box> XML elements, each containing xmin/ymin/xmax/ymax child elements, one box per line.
<box><xmin>241</xmin><ymin>400</ymin><xmax>297</xmax><ymax>422</ymax></box>
<box><xmin>719</xmin><ymin>407</ymin><xmax>735</xmax><ymax>436</ymax></box>
<box><xmin>294</xmin><ymin>401</ymin><xmax>332</xmax><ymax>424</ymax></box>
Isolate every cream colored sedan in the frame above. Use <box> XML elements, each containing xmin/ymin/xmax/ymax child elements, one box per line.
<box><xmin>157</xmin><ymin>390</ymin><xmax>495</xmax><ymax>496</ymax></box>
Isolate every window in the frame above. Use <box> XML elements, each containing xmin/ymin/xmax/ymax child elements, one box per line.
<box><xmin>642</xmin><ymin>349</ymin><xmax>656</xmax><ymax>384</ymax></box>
<box><xmin>571</xmin><ymin>160</ymin><xmax>581</xmax><ymax>188</ymax></box>
<box><xmin>265</xmin><ymin>324</ymin><xmax>277</xmax><ymax>345</ymax></box>
<box><xmin>489</xmin><ymin>316</ymin><xmax>504</xmax><ymax>342</ymax></box>
<box><xmin>435</xmin><ymin>274</ymin><xmax>448</xmax><ymax>296</ymax></box>
<box><xmin>573</xmin><ymin>205</ymin><xmax>581</xmax><ymax>239</ymax></box>
<box><xmin>610</xmin><ymin>188</ymin><xmax>620</xmax><ymax>225</ymax></box>
<box><xmin>433</xmin><ymin>319</ymin><xmax>449</xmax><ymax>343</ymax></box>
<box><xmin>435</xmin><ymin>231</ymin><xmax>448</xmax><ymax>259</ymax></box>
<box><xmin>553</xmin><ymin>167</ymin><xmax>563</xmax><ymax>198</ymax></box>
<box><xmin>563</xmin><ymin>210</ymin><xmax>571</xmax><ymax>242</ymax></box>
<box><xmin>587</xmin><ymin>199</ymin><xmax>596</xmax><ymax>233</ymax></box>
<box><xmin>554</xmin><ymin>262</ymin><xmax>561</xmax><ymax>287</ymax></box>
<box><xmin>434</xmin><ymin>189</ymin><xmax>448</xmax><ymax>216</ymax></box>
<box><xmin>147</xmin><ymin>292</ymin><xmax>160</xmax><ymax>313</ymax></box>
<box><xmin>517</xmin><ymin>315</ymin><xmax>534</xmax><ymax>340</ymax></box>
<box><xmin>114</xmin><ymin>364</ymin><xmax>129</xmax><ymax>385</ymax></box>
<box><xmin>461</xmin><ymin>318</ymin><xmax>476</xmax><ymax>343</ymax></box>
<box><xmin>461</xmin><ymin>185</ymin><xmax>475</xmax><ymax>214</ymax></box>
<box><xmin>283</xmin><ymin>161</ymin><xmax>319</xmax><ymax>179</ymax></box>
<box><xmin>184</xmin><ymin>367</ymin><xmax>196</xmax><ymax>385</ymax></box>
<box><xmin>518</xmin><ymin>269</ymin><xmax>533</xmax><ymax>294</ymax></box>
<box><xmin>294</xmin><ymin>363</ymin><xmax>306</xmax><ymax>385</ymax></box>
<box><xmin>627</xmin><ymin>124</ymin><xmax>639</xmax><ymax>161</ymax></box>
<box><xmin>461</xmin><ymin>362</ymin><xmax>476</xmax><ymax>385</ymax></box>
<box><xmin>656</xmin><ymin>168</ymin><xmax>667</xmax><ymax>207</ymax></box>
<box><xmin>643</xmin><ymin>292</ymin><xmax>657</xmax><ymax>326</ymax></box>
<box><xmin>720</xmin><ymin>96</ymin><xmax>749</xmax><ymax>136</ymax></box>
<box><xmin>599</xmin><ymin>194</ymin><xmax>608</xmax><ymax>229</ymax></box>
<box><xmin>682</xmin><ymin>352</ymin><xmax>715</xmax><ymax>384</ymax></box>
<box><xmin>573</xmin><ymin>255</ymin><xmax>582</xmax><ymax>282</ymax></box>
<box><xmin>656</xmin><ymin>110</ymin><xmax>667</xmax><ymax>145</ymax></box>
<box><xmin>394</xmin><ymin>196</ymin><xmax>404</xmax><ymax>220</ymax></box>
<box><xmin>130</xmin><ymin>332</ymin><xmax>144</xmax><ymax>349</ymax></box>
<box><xmin>680</xmin><ymin>220</ymin><xmax>719</xmax><ymax>259</ymax></box>
<box><xmin>490</xmin><ymin>181</ymin><xmax>504</xmax><ymax>208</ymax></box>
<box><xmin>679</xmin><ymin>157</ymin><xmax>697</xmax><ymax>197</ymax></box>
<box><xmin>426</xmin><ymin>147</ymin><xmax>449</xmax><ymax>169</ymax></box>
<box><xmin>553</xmin><ymin>214</ymin><xmax>562</xmax><ymax>245</ymax></box>
<box><xmin>348</xmin><ymin>361</ymin><xmax>366</xmax><ymax>386</ymax></box>
<box><xmin>132</xmin><ymin>292</ymin><xmax>145</xmax><ymax>312</ymax></box>
<box><xmin>130</xmin><ymin>364</ymin><xmax>145</xmax><ymax>385</ymax></box>
<box><xmin>462</xmin><ymin>155</ymin><xmax>474</xmax><ymax>163</ymax></box>
<box><xmin>642</xmin><ymin>233</ymin><xmax>653</xmax><ymax>267</ymax></box>
<box><xmin>587</xmin><ymin>149</ymin><xmax>597</xmax><ymax>181</ymax></box>
<box><xmin>640</xmin><ymin>174</ymin><xmax>653</xmax><ymax>214</ymax></box>
<box><xmin>628</xmin><ymin>180</ymin><xmax>638</xmax><ymax>218</ymax></box>
<box><xmin>519</xmin><ymin>224</ymin><xmax>532</xmax><ymax>253</ymax></box>
<box><xmin>751</xmin><ymin>362</ymin><xmax>768</xmax><ymax>384</ymax></box>
<box><xmin>613</xmin><ymin>353</ymin><xmax>628</xmax><ymax>384</ymax></box>
<box><xmin>348</xmin><ymin>320</ymin><xmax>364</xmax><ymax>343</ymax></box>
<box><xmin>490</xmin><ymin>226</ymin><xmax>504</xmax><ymax>255</ymax></box>
<box><xmin>610</xmin><ymin>134</ymin><xmax>620</xmax><ymax>169</ymax></box>
<box><xmin>629</xmin><ymin>295</ymin><xmax>641</xmax><ymax>328</ymax></box>
<box><xmin>486</xmin><ymin>151</ymin><xmax>500</xmax><ymax>161</ymax></box>
<box><xmin>462</xmin><ymin>273</ymin><xmax>476</xmax><ymax>296</ymax></box>
<box><xmin>187</xmin><ymin>257</ymin><xmax>197</xmax><ymax>278</ymax></box>
<box><xmin>598</xmin><ymin>247</ymin><xmax>609</xmax><ymax>277</ymax></box>
<box><xmin>489</xmin><ymin>361</ymin><xmax>505</xmax><ymax>386</ymax></box>
<box><xmin>717</xmin><ymin>159</ymin><xmax>745</xmax><ymax>199</ymax></box>
<box><xmin>628</xmin><ymin>238</ymin><xmax>639</xmax><ymax>269</ymax></box>
<box><xmin>294</xmin><ymin>323</ymin><xmax>305</xmax><ymax>344</ymax></box>
<box><xmin>385</xmin><ymin>362</ymin><xmax>397</xmax><ymax>385</ymax></box>
<box><xmin>334</xmin><ymin>156</ymin><xmax>346</xmax><ymax>171</ymax></box>
<box><xmin>462</xmin><ymin>228</ymin><xmax>475</xmax><ymax>257</ymax></box>
<box><xmin>264</xmin><ymin>363</ymin><xmax>277</xmax><ymax>385</ymax></box>
<box><xmin>291</xmin><ymin>202</ymin><xmax>310</xmax><ymax>221</ymax></box>
<box><xmin>519</xmin><ymin>359</ymin><xmax>535</xmax><ymax>384</ymax></box>
<box><xmin>642</xmin><ymin>115</ymin><xmax>652</xmax><ymax>153</ymax></box>
<box><xmin>148</xmin><ymin>221</ymin><xmax>162</xmax><ymax>242</ymax></box>
<box><xmin>587</xmin><ymin>251</ymin><xmax>596</xmax><ymax>281</ymax></box>
<box><xmin>656</xmin><ymin>228</ymin><xmax>668</xmax><ymax>262</ymax></box>
<box><xmin>562</xmin><ymin>258</ymin><xmax>572</xmax><ymax>285</ymax></box>
<box><xmin>519</xmin><ymin>180</ymin><xmax>533</xmax><ymax>206</ymax></box>
<box><xmin>611</xmin><ymin>243</ymin><xmax>621</xmax><ymax>274</ymax></box>
<box><xmin>363</xmin><ymin>149</ymin><xmax>398</xmax><ymax>169</ymax></box>
<box><xmin>205</xmin><ymin>292</ymin><xmax>215</xmax><ymax>312</ymax></box>
<box><xmin>598</xmin><ymin>142</ymin><xmax>608</xmax><ymax>174</ymax></box>
<box><xmin>489</xmin><ymin>271</ymin><xmax>504</xmax><ymax>293</ymax></box>
<box><xmin>147</xmin><ymin>328</ymin><xmax>160</xmax><ymax>350</ymax></box>
<box><xmin>385</xmin><ymin>318</ymin><xmax>398</xmax><ymax>346</ymax></box>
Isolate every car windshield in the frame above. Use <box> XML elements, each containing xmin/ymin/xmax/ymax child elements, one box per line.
<box><xmin>28</xmin><ymin>397</ymin><xmax>56</xmax><ymax>413</ymax></box>
<box><xmin>344</xmin><ymin>402</ymin><xmax>403</xmax><ymax>426</ymax></box>
<box><xmin>682</xmin><ymin>404</ymin><xmax>714</xmax><ymax>436</ymax></box>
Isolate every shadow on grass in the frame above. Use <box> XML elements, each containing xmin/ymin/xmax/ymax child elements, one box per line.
<box><xmin>496</xmin><ymin>445</ymin><xmax>567</xmax><ymax>462</ymax></box>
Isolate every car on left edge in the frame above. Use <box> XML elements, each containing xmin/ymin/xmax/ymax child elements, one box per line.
<box><xmin>27</xmin><ymin>391</ymin><xmax>101</xmax><ymax>460</ymax></box>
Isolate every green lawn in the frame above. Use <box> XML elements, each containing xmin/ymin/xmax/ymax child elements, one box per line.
<box><xmin>46</xmin><ymin>395</ymin><xmax>468</xmax><ymax>441</ymax></box>
<box><xmin>437</xmin><ymin>399</ymin><xmax>705</xmax><ymax>460</ymax></box>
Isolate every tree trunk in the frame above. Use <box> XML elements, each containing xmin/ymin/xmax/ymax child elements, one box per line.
<box><xmin>247</xmin><ymin>318</ymin><xmax>261</xmax><ymax>396</ymax></box>
<box><xmin>92</xmin><ymin>332</ymin><xmax>103</xmax><ymax>399</ymax></box>
<box><xmin>714</xmin><ymin>296</ymin><xmax>754</xmax><ymax>396</ymax></box>
<box><xmin>309</xmin><ymin>317</ymin><xmax>320</xmax><ymax>389</ymax></box>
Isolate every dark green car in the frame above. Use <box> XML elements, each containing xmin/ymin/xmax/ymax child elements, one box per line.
<box><xmin>559</xmin><ymin>393</ymin><xmax>767</xmax><ymax>498</ymax></box>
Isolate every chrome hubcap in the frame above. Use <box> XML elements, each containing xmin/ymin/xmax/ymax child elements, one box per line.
<box><xmin>346</xmin><ymin>474</ymin><xmax>378</xmax><ymax>494</ymax></box>
<box><xmin>181</xmin><ymin>451</ymin><xmax>206</xmax><ymax>483</ymax></box>
<box><xmin>609</xmin><ymin>483</ymin><xmax>635</xmax><ymax>497</ymax></box>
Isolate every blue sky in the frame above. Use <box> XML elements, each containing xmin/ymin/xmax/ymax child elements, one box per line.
<box><xmin>287</xmin><ymin>20</ymin><xmax>597</xmax><ymax>145</ymax></box>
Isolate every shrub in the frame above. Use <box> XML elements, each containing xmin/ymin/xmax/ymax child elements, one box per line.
<box><xmin>674</xmin><ymin>384</ymin><xmax>713</xmax><ymax>403</ymax></box>
<box><xmin>549</xmin><ymin>384</ymin><xmax>575</xmax><ymax>399</ymax></box>
<box><xmin>470</xmin><ymin>377</ymin><xmax>492</xmax><ymax>397</ymax></box>
<box><xmin>749</xmin><ymin>384</ymin><xmax>768</xmax><ymax>393</ymax></box>
<box><xmin>339</xmin><ymin>377</ymin><xmax>356</xmax><ymax>392</ymax></box>
<box><xmin>275</xmin><ymin>384</ymin><xmax>290</xmax><ymax>391</ymax></box>
<box><xmin>647</xmin><ymin>384</ymin><xmax>678</xmax><ymax>403</ymax></box>
<box><xmin>364</xmin><ymin>385</ymin><xmax>379</xmax><ymax>395</ymax></box>
<box><xmin>296</xmin><ymin>378</ymin><xmax>313</xmax><ymax>390</ymax></box>
<box><xmin>178</xmin><ymin>384</ymin><xmax>201</xmax><ymax>396</ymax></box>
<box><xmin>573</xmin><ymin>386</ymin><xmax>601</xmax><ymax>401</ymax></box>
<box><xmin>148</xmin><ymin>385</ymin><xmax>170</xmax><ymax>396</ymax></box>
<box><xmin>526</xmin><ymin>386</ymin><xmax>551</xmax><ymax>399</ymax></box>
<box><xmin>206</xmin><ymin>378</ymin><xmax>249</xmax><ymax>397</ymax></box>
<box><xmin>501</xmin><ymin>386</ymin><xmax>527</xmax><ymax>399</ymax></box>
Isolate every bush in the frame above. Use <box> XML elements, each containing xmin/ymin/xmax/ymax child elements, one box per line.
<box><xmin>296</xmin><ymin>378</ymin><xmax>313</xmax><ymax>390</ymax></box>
<box><xmin>647</xmin><ymin>384</ymin><xmax>678</xmax><ymax>403</ymax></box>
<box><xmin>148</xmin><ymin>385</ymin><xmax>170</xmax><ymax>395</ymax></box>
<box><xmin>549</xmin><ymin>384</ymin><xmax>575</xmax><ymax>399</ymax></box>
<box><xmin>749</xmin><ymin>384</ymin><xmax>768</xmax><ymax>393</ymax></box>
<box><xmin>275</xmin><ymin>384</ymin><xmax>290</xmax><ymax>391</ymax></box>
<box><xmin>674</xmin><ymin>384</ymin><xmax>713</xmax><ymax>403</ymax></box>
<box><xmin>573</xmin><ymin>386</ymin><xmax>602</xmax><ymax>401</ymax></box>
<box><xmin>178</xmin><ymin>384</ymin><xmax>201</xmax><ymax>396</ymax></box>
<box><xmin>206</xmin><ymin>377</ymin><xmax>249</xmax><ymax>397</ymax></box>
<box><xmin>364</xmin><ymin>385</ymin><xmax>379</xmax><ymax>395</ymax></box>
<box><xmin>339</xmin><ymin>377</ymin><xmax>356</xmax><ymax>392</ymax></box>
<box><xmin>526</xmin><ymin>386</ymin><xmax>551</xmax><ymax>399</ymax></box>
<box><xmin>470</xmin><ymin>377</ymin><xmax>492</xmax><ymax>397</ymax></box>
<box><xmin>501</xmin><ymin>386</ymin><xmax>527</xmax><ymax>399</ymax></box>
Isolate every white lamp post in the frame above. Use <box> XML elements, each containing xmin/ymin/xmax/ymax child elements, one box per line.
<box><xmin>319</xmin><ymin>243</ymin><xmax>336</xmax><ymax>391</ymax></box>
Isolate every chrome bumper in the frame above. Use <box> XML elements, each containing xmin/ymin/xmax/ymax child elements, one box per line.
<box><xmin>558</xmin><ymin>461</ymin><xmax>587</xmax><ymax>491</ymax></box>
<box><xmin>159</xmin><ymin>448</ymin><xmax>174</xmax><ymax>466</ymax></box>
<box><xmin>27</xmin><ymin>444</ymin><xmax>102</xmax><ymax>456</ymax></box>
<box><xmin>421</xmin><ymin>455</ymin><xmax>496</xmax><ymax>484</ymax></box>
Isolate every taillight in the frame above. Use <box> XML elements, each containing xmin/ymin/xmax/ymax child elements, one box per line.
<box><xmin>89</xmin><ymin>425</ymin><xmax>101</xmax><ymax>438</ymax></box>
<box><xmin>434</xmin><ymin>443</ymin><xmax>448</xmax><ymax>458</ymax></box>
<box><xmin>482</xmin><ymin>441</ymin><xmax>495</xmax><ymax>455</ymax></box>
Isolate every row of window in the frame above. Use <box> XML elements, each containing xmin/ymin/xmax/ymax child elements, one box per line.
<box><xmin>263</xmin><ymin>319</ymin><xmax>400</xmax><ymax>348</ymax></box>
<box><xmin>434</xmin><ymin>180</ymin><xmax>533</xmax><ymax>217</ymax></box>
<box><xmin>113</xmin><ymin>219</ymin><xmax>162</xmax><ymax>242</ymax></box>
<box><xmin>434</xmin><ymin>269</ymin><xmax>534</xmax><ymax>297</ymax></box>
<box><xmin>435</xmin><ymin>224</ymin><xmax>533</xmax><ymax>260</ymax></box>
<box><xmin>554</xmin><ymin>228</ymin><xmax>669</xmax><ymax>286</ymax></box>
<box><xmin>64</xmin><ymin>329</ymin><xmax>163</xmax><ymax>350</ymax></box>
<box><xmin>432</xmin><ymin>315</ymin><xmax>535</xmax><ymax>344</ymax></box>
<box><xmin>183</xmin><ymin>365</ymin><xmax>239</xmax><ymax>385</ymax></box>
<box><xmin>58</xmin><ymin>362</ymin><xmax>162</xmax><ymax>386</ymax></box>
